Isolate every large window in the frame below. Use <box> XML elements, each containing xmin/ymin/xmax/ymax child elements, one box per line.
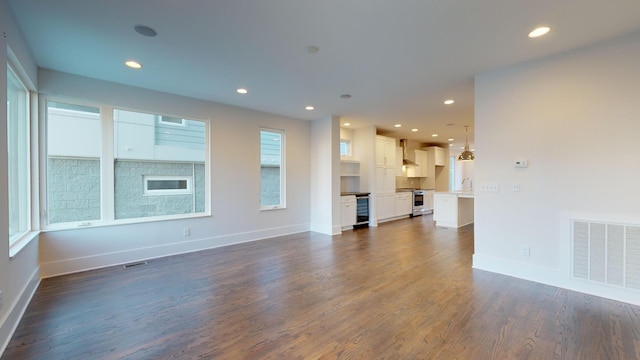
<box><xmin>45</xmin><ymin>101</ymin><xmax>208</xmax><ymax>228</ymax></box>
<box><xmin>113</xmin><ymin>109</ymin><xmax>206</xmax><ymax>220</ymax></box>
<box><xmin>7</xmin><ymin>66</ymin><xmax>30</xmax><ymax>244</ymax></box>
<box><xmin>260</xmin><ymin>129</ymin><xmax>285</xmax><ymax>209</ymax></box>
<box><xmin>46</xmin><ymin>102</ymin><xmax>101</xmax><ymax>224</ymax></box>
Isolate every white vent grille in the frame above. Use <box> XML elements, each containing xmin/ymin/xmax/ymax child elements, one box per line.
<box><xmin>572</xmin><ymin>219</ymin><xmax>640</xmax><ymax>290</ymax></box>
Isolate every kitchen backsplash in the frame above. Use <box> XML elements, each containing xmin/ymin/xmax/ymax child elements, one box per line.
<box><xmin>395</xmin><ymin>177</ymin><xmax>420</xmax><ymax>189</ymax></box>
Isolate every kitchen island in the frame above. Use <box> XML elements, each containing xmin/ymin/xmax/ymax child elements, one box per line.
<box><xmin>433</xmin><ymin>191</ymin><xmax>474</xmax><ymax>228</ymax></box>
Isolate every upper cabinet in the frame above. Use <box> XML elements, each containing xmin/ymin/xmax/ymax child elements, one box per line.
<box><xmin>375</xmin><ymin>136</ymin><xmax>396</xmax><ymax>167</ymax></box>
<box><xmin>433</xmin><ymin>146</ymin><xmax>446</xmax><ymax>166</ymax></box>
<box><xmin>406</xmin><ymin>149</ymin><xmax>428</xmax><ymax>177</ymax></box>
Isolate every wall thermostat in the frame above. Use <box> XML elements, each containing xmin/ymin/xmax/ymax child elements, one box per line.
<box><xmin>514</xmin><ymin>160</ymin><xmax>528</xmax><ymax>168</ymax></box>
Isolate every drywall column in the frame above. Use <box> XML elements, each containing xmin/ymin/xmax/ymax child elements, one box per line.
<box><xmin>310</xmin><ymin>116</ymin><xmax>341</xmax><ymax>235</ymax></box>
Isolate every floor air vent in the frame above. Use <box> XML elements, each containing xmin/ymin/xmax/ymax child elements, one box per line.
<box><xmin>572</xmin><ymin>219</ymin><xmax>640</xmax><ymax>290</ymax></box>
<box><xmin>123</xmin><ymin>261</ymin><xmax>149</xmax><ymax>269</ymax></box>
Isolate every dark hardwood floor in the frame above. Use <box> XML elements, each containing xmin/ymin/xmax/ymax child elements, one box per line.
<box><xmin>3</xmin><ymin>215</ymin><xmax>640</xmax><ymax>359</ymax></box>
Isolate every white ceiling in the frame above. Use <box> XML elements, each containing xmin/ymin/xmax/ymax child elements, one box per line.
<box><xmin>7</xmin><ymin>0</ymin><xmax>640</xmax><ymax>150</ymax></box>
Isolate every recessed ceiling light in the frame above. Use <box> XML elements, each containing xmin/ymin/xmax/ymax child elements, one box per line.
<box><xmin>528</xmin><ymin>26</ymin><xmax>550</xmax><ymax>38</ymax></box>
<box><xmin>134</xmin><ymin>25</ymin><xmax>157</xmax><ymax>37</ymax></box>
<box><xmin>306</xmin><ymin>46</ymin><xmax>319</xmax><ymax>54</ymax></box>
<box><xmin>432</xmin><ymin>134</ymin><xmax>438</xmax><ymax>137</ymax></box>
<box><xmin>411</xmin><ymin>128</ymin><xmax>418</xmax><ymax>132</ymax></box>
<box><xmin>343</xmin><ymin>123</ymin><xmax>351</xmax><ymax>126</ymax></box>
<box><xmin>305</xmin><ymin>106</ymin><xmax>314</xmax><ymax>110</ymax></box>
<box><xmin>236</xmin><ymin>88</ymin><xmax>248</xmax><ymax>94</ymax></box>
<box><xmin>340</xmin><ymin>94</ymin><xmax>352</xmax><ymax>99</ymax></box>
<box><xmin>444</xmin><ymin>99</ymin><xmax>454</xmax><ymax>105</ymax></box>
<box><xmin>125</xmin><ymin>60</ymin><xmax>142</xmax><ymax>69</ymax></box>
<box><xmin>448</xmin><ymin>138</ymin><xmax>454</xmax><ymax>141</ymax></box>
<box><xmin>449</xmin><ymin>144</ymin><xmax>453</xmax><ymax>147</ymax></box>
<box><xmin>394</xmin><ymin>124</ymin><xmax>402</xmax><ymax>128</ymax></box>
<box><xmin>446</xmin><ymin>123</ymin><xmax>455</xmax><ymax>126</ymax></box>
<box><xmin>460</xmin><ymin>146</ymin><xmax>465</xmax><ymax>150</ymax></box>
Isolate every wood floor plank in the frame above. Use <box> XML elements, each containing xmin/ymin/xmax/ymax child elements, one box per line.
<box><xmin>3</xmin><ymin>215</ymin><xmax>640</xmax><ymax>359</ymax></box>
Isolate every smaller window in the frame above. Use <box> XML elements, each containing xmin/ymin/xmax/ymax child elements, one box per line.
<box><xmin>144</xmin><ymin>176</ymin><xmax>192</xmax><ymax>195</ymax></box>
<box><xmin>158</xmin><ymin>116</ymin><xmax>186</xmax><ymax>127</ymax></box>
<box><xmin>340</xmin><ymin>139</ymin><xmax>351</xmax><ymax>157</ymax></box>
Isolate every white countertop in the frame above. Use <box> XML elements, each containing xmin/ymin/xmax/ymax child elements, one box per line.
<box><xmin>435</xmin><ymin>191</ymin><xmax>475</xmax><ymax>199</ymax></box>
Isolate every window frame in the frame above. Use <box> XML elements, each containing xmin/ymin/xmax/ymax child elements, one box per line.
<box><xmin>7</xmin><ymin>60</ymin><xmax>36</xmax><ymax>253</ymax></box>
<box><xmin>41</xmin><ymin>97</ymin><xmax>211</xmax><ymax>231</ymax></box>
<box><xmin>144</xmin><ymin>175</ymin><xmax>193</xmax><ymax>196</ymax></box>
<box><xmin>259</xmin><ymin>127</ymin><xmax>286</xmax><ymax>210</ymax></box>
<box><xmin>158</xmin><ymin>115</ymin><xmax>186</xmax><ymax>127</ymax></box>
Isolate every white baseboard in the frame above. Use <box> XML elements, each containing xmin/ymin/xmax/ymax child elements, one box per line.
<box><xmin>0</xmin><ymin>267</ymin><xmax>40</xmax><ymax>358</ymax></box>
<box><xmin>40</xmin><ymin>223</ymin><xmax>310</xmax><ymax>278</ymax></box>
<box><xmin>472</xmin><ymin>253</ymin><xmax>640</xmax><ymax>306</ymax></box>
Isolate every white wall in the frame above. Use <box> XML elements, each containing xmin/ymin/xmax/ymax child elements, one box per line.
<box><xmin>473</xmin><ymin>29</ymin><xmax>640</xmax><ymax>305</ymax></box>
<box><xmin>37</xmin><ymin>69</ymin><xmax>312</xmax><ymax>276</ymax></box>
<box><xmin>1</xmin><ymin>0</ymin><xmax>41</xmax><ymax>354</ymax></box>
<box><xmin>310</xmin><ymin>116</ymin><xmax>340</xmax><ymax>235</ymax></box>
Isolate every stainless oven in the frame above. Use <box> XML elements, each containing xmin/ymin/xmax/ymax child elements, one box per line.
<box><xmin>412</xmin><ymin>190</ymin><xmax>426</xmax><ymax>217</ymax></box>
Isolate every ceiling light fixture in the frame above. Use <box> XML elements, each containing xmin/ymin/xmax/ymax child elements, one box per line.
<box><xmin>343</xmin><ymin>123</ymin><xmax>351</xmax><ymax>126</ymax></box>
<box><xmin>448</xmin><ymin>138</ymin><xmax>454</xmax><ymax>141</ymax></box>
<box><xmin>394</xmin><ymin>124</ymin><xmax>402</xmax><ymax>128</ymax></box>
<box><xmin>432</xmin><ymin>134</ymin><xmax>438</xmax><ymax>137</ymax></box>
<box><xmin>236</xmin><ymin>88</ymin><xmax>248</xmax><ymax>94</ymax></box>
<box><xmin>411</xmin><ymin>128</ymin><xmax>418</xmax><ymax>132</ymax></box>
<box><xmin>528</xmin><ymin>26</ymin><xmax>550</xmax><ymax>38</ymax></box>
<box><xmin>458</xmin><ymin>125</ymin><xmax>475</xmax><ymax>161</ymax></box>
<box><xmin>444</xmin><ymin>99</ymin><xmax>454</xmax><ymax>105</ymax></box>
<box><xmin>305</xmin><ymin>106</ymin><xmax>314</xmax><ymax>110</ymax></box>
<box><xmin>125</xmin><ymin>60</ymin><xmax>142</xmax><ymax>69</ymax></box>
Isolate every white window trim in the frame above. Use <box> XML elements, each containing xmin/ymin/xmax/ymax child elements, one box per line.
<box><xmin>260</xmin><ymin>127</ymin><xmax>286</xmax><ymax>211</ymax></box>
<box><xmin>41</xmin><ymin>97</ymin><xmax>211</xmax><ymax>231</ymax></box>
<box><xmin>144</xmin><ymin>175</ymin><xmax>193</xmax><ymax>196</ymax></box>
<box><xmin>158</xmin><ymin>116</ymin><xmax>186</xmax><ymax>127</ymax></box>
<box><xmin>7</xmin><ymin>49</ymin><xmax>38</xmax><ymax>254</ymax></box>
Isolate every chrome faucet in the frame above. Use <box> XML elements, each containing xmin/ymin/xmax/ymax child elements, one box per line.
<box><xmin>462</xmin><ymin>178</ymin><xmax>472</xmax><ymax>191</ymax></box>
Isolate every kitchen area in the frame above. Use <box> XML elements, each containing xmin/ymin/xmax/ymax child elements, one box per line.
<box><xmin>340</xmin><ymin>127</ymin><xmax>474</xmax><ymax>231</ymax></box>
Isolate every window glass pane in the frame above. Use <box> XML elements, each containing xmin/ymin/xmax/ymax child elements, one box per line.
<box><xmin>114</xmin><ymin>109</ymin><xmax>206</xmax><ymax>220</ymax></box>
<box><xmin>260</xmin><ymin>129</ymin><xmax>284</xmax><ymax>207</ymax></box>
<box><xmin>7</xmin><ymin>67</ymin><xmax>30</xmax><ymax>242</ymax></box>
<box><xmin>340</xmin><ymin>140</ymin><xmax>350</xmax><ymax>156</ymax></box>
<box><xmin>47</xmin><ymin>101</ymin><xmax>101</xmax><ymax>224</ymax></box>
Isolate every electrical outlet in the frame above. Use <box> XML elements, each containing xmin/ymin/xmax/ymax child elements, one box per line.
<box><xmin>520</xmin><ymin>245</ymin><xmax>530</xmax><ymax>257</ymax></box>
<box><xmin>183</xmin><ymin>227</ymin><xmax>191</xmax><ymax>236</ymax></box>
<box><xmin>480</xmin><ymin>182</ymin><xmax>499</xmax><ymax>192</ymax></box>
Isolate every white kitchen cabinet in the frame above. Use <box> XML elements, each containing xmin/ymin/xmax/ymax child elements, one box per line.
<box><xmin>424</xmin><ymin>190</ymin><xmax>434</xmax><ymax>213</ymax></box>
<box><xmin>407</xmin><ymin>149</ymin><xmax>428</xmax><ymax>177</ymax></box>
<box><xmin>340</xmin><ymin>195</ymin><xmax>357</xmax><ymax>229</ymax></box>
<box><xmin>375</xmin><ymin>166</ymin><xmax>396</xmax><ymax>194</ymax></box>
<box><xmin>375</xmin><ymin>136</ymin><xmax>396</xmax><ymax>167</ymax></box>
<box><xmin>395</xmin><ymin>192</ymin><xmax>412</xmax><ymax>216</ymax></box>
<box><xmin>433</xmin><ymin>192</ymin><xmax>474</xmax><ymax>228</ymax></box>
<box><xmin>434</xmin><ymin>147</ymin><xmax>445</xmax><ymax>166</ymax></box>
<box><xmin>376</xmin><ymin>193</ymin><xmax>396</xmax><ymax>220</ymax></box>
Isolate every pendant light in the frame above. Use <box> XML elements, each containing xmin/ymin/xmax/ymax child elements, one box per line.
<box><xmin>458</xmin><ymin>125</ymin><xmax>475</xmax><ymax>161</ymax></box>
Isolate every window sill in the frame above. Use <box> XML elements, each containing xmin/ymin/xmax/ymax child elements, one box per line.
<box><xmin>9</xmin><ymin>230</ymin><xmax>41</xmax><ymax>259</ymax></box>
<box><xmin>41</xmin><ymin>212</ymin><xmax>211</xmax><ymax>233</ymax></box>
<box><xmin>260</xmin><ymin>206</ymin><xmax>287</xmax><ymax>211</ymax></box>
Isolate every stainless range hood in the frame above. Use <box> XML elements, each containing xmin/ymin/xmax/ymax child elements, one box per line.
<box><xmin>399</xmin><ymin>139</ymin><xmax>417</xmax><ymax>166</ymax></box>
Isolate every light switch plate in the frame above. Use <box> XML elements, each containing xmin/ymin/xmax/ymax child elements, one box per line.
<box><xmin>480</xmin><ymin>182</ymin><xmax>499</xmax><ymax>192</ymax></box>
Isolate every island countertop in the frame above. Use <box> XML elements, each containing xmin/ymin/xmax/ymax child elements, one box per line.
<box><xmin>433</xmin><ymin>192</ymin><xmax>474</xmax><ymax>228</ymax></box>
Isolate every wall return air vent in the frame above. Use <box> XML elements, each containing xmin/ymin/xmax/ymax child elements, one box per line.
<box><xmin>571</xmin><ymin>219</ymin><xmax>640</xmax><ymax>290</ymax></box>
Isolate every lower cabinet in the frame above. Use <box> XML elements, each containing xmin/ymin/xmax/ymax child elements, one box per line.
<box><xmin>395</xmin><ymin>192</ymin><xmax>412</xmax><ymax>216</ymax></box>
<box><xmin>424</xmin><ymin>190</ymin><xmax>435</xmax><ymax>213</ymax></box>
<box><xmin>340</xmin><ymin>196</ymin><xmax>357</xmax><ymax>228</ymax></box>
<box><xmin>375</xmin><ymin>193</ymin><xmax>396</xmax><ymax>221</ymax></box>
